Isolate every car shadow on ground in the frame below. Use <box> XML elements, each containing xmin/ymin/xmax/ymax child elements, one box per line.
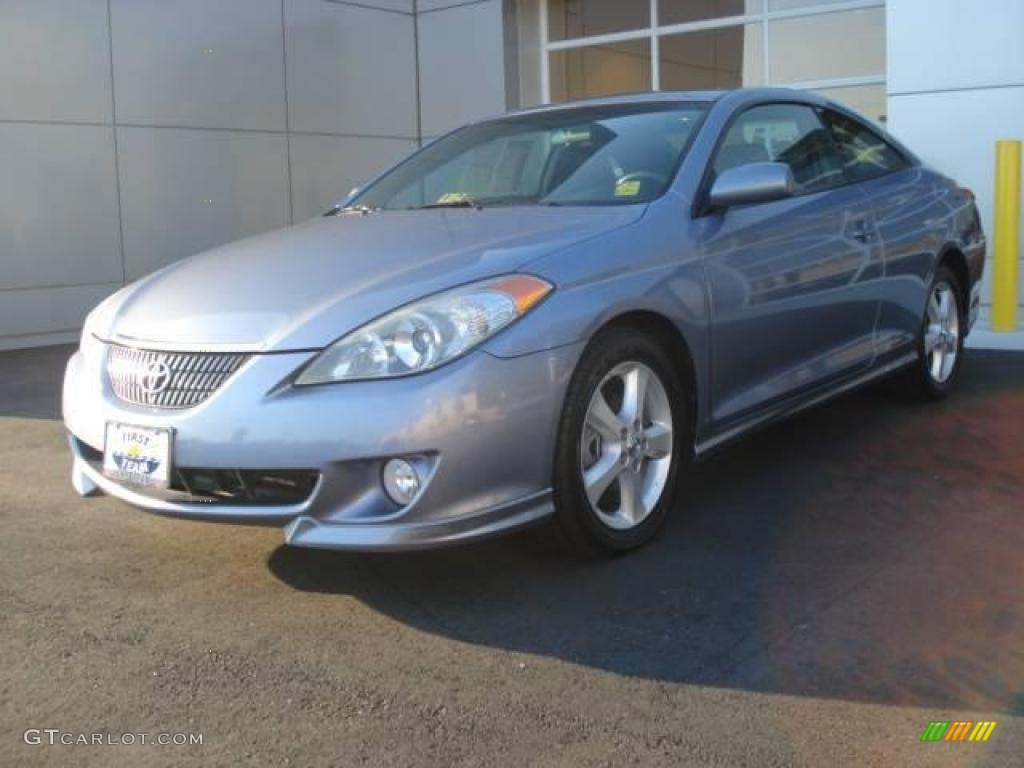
<box><xmin>269</xmin><ymin>351</ymin><xmax>1024</xmax><ymax>715</ymax></box>
<box><xmin>0</xmin><ymin>344</ymin><xmax>73</xmax><ymax>420</ymax></box>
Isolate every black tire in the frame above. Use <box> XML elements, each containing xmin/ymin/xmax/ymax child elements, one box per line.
<box><xmin>551</xmin><ymin>325</ymin><xmax>690</xmax><ymax>555</ymax></box>
<box><xmin>900</xmin><ymin>264</ymin><xmax>966</xmax><ymax>400</ymax></box>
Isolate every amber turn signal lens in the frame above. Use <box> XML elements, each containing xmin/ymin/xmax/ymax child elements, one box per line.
<box><xmin>488</xmin><ymin>274</ymin><xmax>553</xmax><ymax>314</ymax></box>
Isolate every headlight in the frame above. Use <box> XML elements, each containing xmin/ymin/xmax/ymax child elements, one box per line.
<box><xmin>295</xmin><ymin>274</ymin><xmax>552</xmax><ymax>385</ymax></box>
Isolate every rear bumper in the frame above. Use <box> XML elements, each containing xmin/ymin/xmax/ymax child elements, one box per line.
<box><xmin>965</xmin><ymin>236</ymin><xmax>986</xmax><ymax>333</ymax></box>
<box><xmin>969</xmin><ymin>281</ymin><xmax>982</xmax><ymax>331</ymax></box>
<box><xmin>64</xmin><ymin>338</ymin><xmax>582</xmax><ymax>550</ymax></box>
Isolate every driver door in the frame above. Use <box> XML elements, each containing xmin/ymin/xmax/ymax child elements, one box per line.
<box><xmin>695</xmin><ymin>103</ymin><xmax>881</xmax><ymax>426</ymax></box>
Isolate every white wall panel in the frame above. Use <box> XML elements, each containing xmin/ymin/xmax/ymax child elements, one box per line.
<box><xmin>290</xmin><ymin>134</ymin><xmax>416</xmax><ymax>220</ymax></box>
<box><xmin>0</xmin><ymin>124</ymin><xmax>121</xmax><ymax>290</ymax></box>
<box><xmin>110</xmin><ymin>0</ymin><xmax>286</xmax><ymax>130</ymax></box>
<box><xmin>0</xmin><ymin>0</ymin><xmax>112</xmax><ymax>123</ymax></box>
<box><xmin>0</xmin><ymin>283</ymin><xmax>121</xmax><ymax>347</ymax></box>
<box><xmin>417</xmin><ymin>0</ymin><xmax>483</xmax><ymax>12</ymax></box>
<box><xmin>417</xmin><ymin>0</ymin><xmax>506</xmax><ymax>136</ymax></box>
<box><xmin>888</xmin><ymin>0</ymin><xmax>1024</xmax><ymax>95</ymax></box>
<box><xmin>342</xmin><ymin>0</ymin><xmax>414</xmax><ymax>12</ymax></box>
<box><xmin>117</xmin><ymin>127</ymin><xmax>290</xmax><ymax>280</ymax></box>
<box><xmin>0</xmin><ymin>0</ymin><xmax>427</xmax><ymax>348</ymax></box>
<box><xmin>888</xmin><ymin>0</ymin><xmax>1024</xmax><ymax>330</ymax></box>
<box><xmin>285</xmin><ymin>0</ymin><xmax>417</xmax><ymax>137</ymax></box>
<box><xmin>889</xmin><ymin>87</ymin><xmax>1024</xmax><ymax>309</ymax></box>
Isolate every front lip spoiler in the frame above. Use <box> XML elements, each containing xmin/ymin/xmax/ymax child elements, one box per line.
<box><xmin>283</xmin><ymin>490</ymin><xmax>554</xmax><ymax>552</ymax></box>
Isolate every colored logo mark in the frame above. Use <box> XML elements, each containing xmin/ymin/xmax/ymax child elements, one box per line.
<box><xmin>921</xmin><ymin>721</ymin><xmax>997</xmax><ymax>742</ymax></box>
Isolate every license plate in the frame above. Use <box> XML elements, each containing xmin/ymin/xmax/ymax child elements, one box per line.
<box><xmin>103</xmin><ymin>423</ymin><xmax>172</xmax><ymax>489</ymax></box>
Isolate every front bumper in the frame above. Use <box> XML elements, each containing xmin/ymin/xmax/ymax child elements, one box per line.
<box><xmin>64</xmin><ymin>339</ymin><xmax>583</xmax><ymax>550</ymax></box>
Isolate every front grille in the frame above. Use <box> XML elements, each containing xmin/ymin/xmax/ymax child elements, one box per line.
<box><xmin>107</xmin><ymin>344</ymin><xmax>250</xmax><ymax>409</ymax></box>
<box><xmin>175</xmin><ymin>468</ymin><xmax>318</xmax><ymax>505</ymax></box>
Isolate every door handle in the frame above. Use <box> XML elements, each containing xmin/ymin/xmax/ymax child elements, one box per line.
<box><xmin>850</xmin><ymin>218</ymin><xmax>875</xmax><ymax>243</ymax></box>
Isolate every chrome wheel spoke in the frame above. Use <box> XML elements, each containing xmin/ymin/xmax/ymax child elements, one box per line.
<box><xmin>621</xmin><ymin>365</ymin><xmax>649</xmax><ymax>427</ymax></box>
<box><xmin>930</xmin><ymin>347</ymin><xmax>945</xmax><ymax>380</ymax></box>
<box><xmin>617</xmin><ymin>471</ymin><xmax>644</xmax><ymax>525</ymax></box>
<box><xmin>924</xmin><ymin>324</ymin><xmax>942</xmax><ymax>353</ymax></box>
<box><xmin>643</xmin><ymin>422</ymin><xmax>672</xmax><ymax>459</ymax></box>
<box><xmin>586</xmin><ymin>390</ymin><xmax>625</xmax><ymax>441</ymax></box>
<box><xmin>938</xmin><ymin>289</ymin><xmax>952</xmax><ymax>322</ymax></box>
<box><xmin>584</xmin><ymin>451</ymin><xmax>623</xmax><ymax>507</ymax></box>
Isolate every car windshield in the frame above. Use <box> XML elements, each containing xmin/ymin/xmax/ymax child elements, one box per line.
<box><xmin>350</xmin><ymin>102</ymin><xmax>708</xmax><ymax>210</ymax></box>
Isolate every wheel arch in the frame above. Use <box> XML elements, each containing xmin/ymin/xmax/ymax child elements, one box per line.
<box><xmin>936</xmin><ymin>245</ymin><xmax>970</xmax><ymax>317</ymax></box>
<box><xmin>587</xmin><ymin>310</ymin><xmax>699</xmax><ymax>454</ymax></box>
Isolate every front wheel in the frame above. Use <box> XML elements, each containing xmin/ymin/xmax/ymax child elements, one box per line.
<box><xmin>551</xmin><ymin>327</ymin><xmax>689</xmax><ymax>554</ymax></box>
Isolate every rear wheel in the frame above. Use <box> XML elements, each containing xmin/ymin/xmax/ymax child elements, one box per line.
<box><xmin>902</xmin><ymin>265</ymin><xmax>965</xmax><ymax>399</ymax></box>
<box><xmin>551</xmin><ymin>327</ymin><xmax>689</xmax><ymax>554</ymax></box>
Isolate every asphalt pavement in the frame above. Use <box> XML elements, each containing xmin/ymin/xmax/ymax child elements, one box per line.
<box><xmin>1</xmin><ymin>344</ymin><xmax>1022</xmax><ymax>767</ymax></box>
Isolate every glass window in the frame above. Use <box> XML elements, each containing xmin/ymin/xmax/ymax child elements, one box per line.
<box><xmin>659</xmin><ymin>0</ymin><xmax>762</xmax><ymax>26</ymax></box>
<box><xmin>383</xmin><ymin>132</ymin><xmax>550</xmax><ymax>210</ymax></box>
<box><xmin>353</xmin><ymin>104</ymin><xmax>708</xmax><ymax>209</ymax></box>
<box><xmin>549</xmin><ymin>40</ymin><xmax>651</xmax><ymax>102</ymax></box>
<box><xmin>713</xmin><ymin>103</ymin><xmax>843</xmax><ymax>192</ymax></box>
<box><xmin>548</xmin><ymin>0</ymin><xmax>649</xmax><ymax>42</ymax></box>
<box><xmin>768</xmin><ymin>8</ymin><xmax>885</xmax><ymax>84</ymax></box>
<box><xmin>821</xmin><ymin>109</ymin><xmax>907</xmax><ymax>182</ymax></box>
<box><xmin>659</xmin><ymin>24</ymin><xmax>764</xmax><ymax>91</ymax></box>
<box><xmin>813</xmin><ymin>83</ymin><xmax>886</xmax><ymax>126</ymax></box>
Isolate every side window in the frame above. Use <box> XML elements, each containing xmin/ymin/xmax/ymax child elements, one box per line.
<box><xmin>712</xmin><ymin>104</ymin><xmax>844</xmax><ymax>194</ymax></box>
<box><xmin>822</xmin><ymin>110</ymin><xmax>908</xmax><ymax>182</ymax></box>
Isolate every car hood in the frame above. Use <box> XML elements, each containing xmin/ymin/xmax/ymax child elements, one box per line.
<box><xmin>97</xmin><ymin>207</ymin><xmax>643</xmax><ymax>351</ymax></box>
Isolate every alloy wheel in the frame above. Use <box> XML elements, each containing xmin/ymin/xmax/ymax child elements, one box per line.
<box><xmin>924</xmin><ymin>281</ymin><xmax>960</xmax><ymax>384</ymax></box>
<box><xmin>579</xmin><ymin>361</ymin><xmax>674</xmax><ymax>531</ymax></box>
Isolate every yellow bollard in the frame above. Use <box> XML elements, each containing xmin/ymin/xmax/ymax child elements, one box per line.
<box><xmin>992</xmin><ymin>140</ymin><xmax>1021</xmax><ymax>331</ymax></box>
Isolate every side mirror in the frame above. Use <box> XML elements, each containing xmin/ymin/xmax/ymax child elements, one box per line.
<box><xmin>708</xmin><ymin>162</ymin><xmax>795</xmax><ymax>210</ymax></box>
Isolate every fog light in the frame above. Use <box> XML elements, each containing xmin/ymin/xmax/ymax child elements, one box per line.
<box><xmin>382</xmin><ymin>458</ymin><xmax>421</xmax><ymax>505</ymax></box>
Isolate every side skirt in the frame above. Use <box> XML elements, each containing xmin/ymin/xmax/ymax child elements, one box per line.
<box><xmin>693</xmin><ymin>351</ymin><xmax>918</xmax><ymax>461</ymax></box>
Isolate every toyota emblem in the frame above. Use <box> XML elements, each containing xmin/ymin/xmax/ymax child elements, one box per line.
<box><xmin>140</xmin><ymin>360</ymin><xmax>172</xmax><ymax>395</ymax></box>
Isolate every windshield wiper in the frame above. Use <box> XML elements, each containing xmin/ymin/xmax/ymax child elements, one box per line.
<box><xmin>411</xmin><ymin>197</ymin><xmax>482</xmax><ymax>211</ymax></box>
<box><xmin>343</xmin><ymin>204</ymin><xmax>381</xmax><ymax>215</ymax></box>
<box><xmin>324</xmin><ymin>204</ymin><xmax>380</xmax><ymax>216</ymax></box>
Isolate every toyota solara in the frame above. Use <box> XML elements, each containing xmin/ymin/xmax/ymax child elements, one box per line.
<box><xmin>64</xmin><ymin>88</ymin><xmax>985</xmax><ymax>553</ymax></box>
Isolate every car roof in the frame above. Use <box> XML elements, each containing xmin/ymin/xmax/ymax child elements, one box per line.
<box><xmin>503</xmin><ymin>87</ymin><xmax>826</xmax><ymax>117</ymax></box>
<box><xmin>458</xmin><ymin>87</ymin><xmax>916</xmax><ymax>163</ymax></box>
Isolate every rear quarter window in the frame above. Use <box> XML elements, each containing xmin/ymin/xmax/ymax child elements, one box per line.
<box><xmin>822</xmin><ymin>109</ymin><xmax>909</xmax><ymax>183</ymax></box>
